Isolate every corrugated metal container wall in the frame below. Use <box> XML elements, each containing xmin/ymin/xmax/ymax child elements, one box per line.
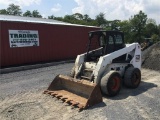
<box><xmin>0</xmin><ymin>21</ymin><xmax>100</xmax><ymax>67</ymax></box>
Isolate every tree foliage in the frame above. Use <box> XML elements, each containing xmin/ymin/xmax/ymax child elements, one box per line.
<box><xmin>73</xmin><ymin>13</ymin><xmax>83</xmax><ymax>20</ymax></box>
<box><xmin>118</xmin><ymin>20</ymin><xmax>132</xmax><ymax>43</ymax></box>
<box><xmin>0</xmin><ymin>9</ymin><xmax>8</xmax><ymax>15</ymax></box>
<box><xmin>23</xmin><ymin>10</ymin><xmax>42</xmax><ymax>18</ymax></box>
<box><xmin>48</xmin><ymin>15</ymin><xmax>55</xmax><ymax>19</ymax></box>
<box><xmin>129</xmin><ymin>11</ymin><xmax>147</xmax><ymax>43</ymax></box>
<box><xmin>0</xmin><ymin>4</ymin><xmax>42</xmax><ymax>18</ymax></box>
<box><xmin>145</xmin><ymin>23</ymin><xmax>158</xmax><ymax>38</ymax></box>
<box><xmin>0</xmin><ymin>4</ymin><xmax>22</xmax><ymax>16</ymax></box>
<box><xmin>83</xmin><ymin>14</ymin><xmax>91</xmax><ymax>22</ymax></box>
<box><xmin>23</xmin><ymin>10</ymin><xmax>32</xmax><ymax>17</ymax></box>
<box><xmin>0</xmin><ymin>3</ymin><xmax>159</xmax><ymax>43</ymax></box>
<box><xmin>32</xmin><ymin>10</ymin><xmax>42</xmax><ymax>18</ymax></box>
<box><xmin>95</xmin><ymin>12</ymin><xmax>106</xmax><ymax>26</ymax></box>
<box><xmin>147</xmin><ymin>18</ymin><xmax>156</xmax><ymax>25</ymax></box>
<box><xmin>7</xmin><ymin>4</ymin><xmax>22</xmax><ymax>16</ymax></box>
<box><xmin>151</xmin><ymin>34</ymin><xmax>159</xmax><ymax>42</ymax></box>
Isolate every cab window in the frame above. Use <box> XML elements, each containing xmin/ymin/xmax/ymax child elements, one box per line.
<box><xmin>115</xmin><ymin>34</ymin><xmax>123</xmax><ymax>44</ymax></box>
<box><xmin>99</xmin><ymin>35</ymin><xmax>106</xmax><ymax>46</ymax></box>
<box><xmin>108</xmin><ymin>36</ymin><xmax>114</xmax><ymax>45</ymax></box>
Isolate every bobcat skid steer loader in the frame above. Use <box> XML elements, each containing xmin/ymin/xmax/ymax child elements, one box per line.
<box><xmin>44</xmin><ymin>30</ymin><xmax>141</xmax><ymax>111</ymax></box>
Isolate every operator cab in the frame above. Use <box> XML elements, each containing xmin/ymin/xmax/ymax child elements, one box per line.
<box><xmin>86</xmin><ymin>30</ymin><xmax>126</xmax><ymax>62</ymax></box>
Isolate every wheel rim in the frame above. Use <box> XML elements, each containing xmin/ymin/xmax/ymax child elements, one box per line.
<box><xmin>132</xmin><ymin>72</ymin><xmax>140</xmax><ymax>85</ymax></box>
<box><xmin>110</xmin><ymin>76</ymin><xmax>120</xmax><ymax>91</ymax></box>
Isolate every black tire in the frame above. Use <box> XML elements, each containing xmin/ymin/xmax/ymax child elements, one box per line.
<box><xmin>100</xmin><ymin>71</ymin><xmax>122</xmax><ymax>97</ymax></box>
<box><xmin>70</xmin><ymin>66</ymin><xmax>75</xmax><ymax>77</ymax></box>
<box><xmin>124</xmin><ymin>67</ymin><xmax>141</xmax><ymax>88</ymax></box>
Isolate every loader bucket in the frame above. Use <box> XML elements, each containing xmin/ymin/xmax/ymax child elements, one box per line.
<box><xmin>43</xmin><ymin>74</ymin><xmax>102</xmax><ymax>110</ymax></box>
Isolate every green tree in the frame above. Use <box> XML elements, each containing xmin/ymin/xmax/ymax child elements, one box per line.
<box><xmin>47</xmin><ymin>13</ymin><xmax>97</xmax><ymax>26</ymax></box>
<box><xmin>73</xmin><ymin>13</ymin><xmax>83</xmax><ymax>20</ymax></box>
<box><xmin>145</xmin><ymin>23</ymin><xmax>158</xmax><ymax>38</ymax></box>
<box><xmin>83</xmin><ymin>14</ymin><xmax>91</xmax><ymax>22</ymax></box>
<box><xmin>54</xmin><ymin>16</ymin><xmax>64</xmax><ymax>21</ymax></box>
<box><xmin>118</xmin><ymin>20</ymin><xmax>132</xmax><ymax>43</ymax></box>
<box><xmin>63</xmin><ymin>15</ymin><xmax>76</xmax><ymax>23</ymax></box>
<box><xmin>87</xmin><ymin>19</ymin><xmax>97</xmax><ymax>26</ymax></box>
<box><xmin>23</xmin><ymin>10</ymin><xmax>32</xmax><ymax>17</ymax></box>
<box><xmin>95</xmin><ymin>12</ymin><xmax>106</xmax><ymax>26</ymax></box>
<box><xmin>130</xmin><ymin>10</ymin><xmax>147</xmax><ymax>43</ymax></box>
<box><xmin>48</xmin><ymin>15</ymin><xmax>55</xmax><ymax>19</ymax></box>
<box><xmin>7</xmin><ymin>3</ymin><xmax>22</xmax><ymax>16</ymax></box>
<box><xmin>110</xmin><ymin>20</ymin><xmax>121</xmax><ymax>30</ymax></box>
<box><xmin>32</xmin><ymin>10</ymin><xmax>42</xmax><ymax>18</ymax></box>
<box><xmin>0</xmin><ymin>9</ymin><xmax>8</xmax><ymax>15</ymax></box>
<box><xmin>151</xmin><ymin>34</ymin><xmax>159</xmax><ymax>42</ymax></box>
<box><xmin>146</xmin><ymin>18</ymin><xmax>156</xmax><ymax>25</ymax></box>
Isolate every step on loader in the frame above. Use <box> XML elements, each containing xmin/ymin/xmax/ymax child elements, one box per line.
<box><xmin>44</xmin><ymin>30</ymin><xmax>141</xmax><ymax>111</ymax></box>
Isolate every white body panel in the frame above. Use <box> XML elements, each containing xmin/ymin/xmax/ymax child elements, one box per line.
<box><xmin>74</xmin><ymin>43</ymin><xmax>141</xmax><ymax>84</ymax></box>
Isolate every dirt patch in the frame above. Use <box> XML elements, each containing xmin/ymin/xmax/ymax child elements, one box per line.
<box><xmin>1</xmin><ymin>102</ymin><xmax>45</xmax><ymax>120</ymax></box>
<box><xmin>0</xmin><ymin>91</ymin><xmax>71</xmax><ymax>120</ymax></box>
<box><xmin>142</xmin><ymin>42</ymin><xmax>160</xmax><ymax>71</ymax></box>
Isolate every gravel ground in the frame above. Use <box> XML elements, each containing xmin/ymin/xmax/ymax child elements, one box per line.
<box><xmin>0</xmin><ymin>63</ymin><xmax>160</xmax><ymax>120</ymax></box>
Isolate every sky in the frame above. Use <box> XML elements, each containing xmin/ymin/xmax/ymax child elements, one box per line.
<box><xmin>0</xmin><ymin>0</ymin><xmax>160</xmax><ymax>24</ymax></box>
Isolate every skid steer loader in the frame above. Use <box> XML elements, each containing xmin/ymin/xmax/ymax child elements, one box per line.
<box><xmin>44</xmin><ymin>30</ymin><xmax>141</xmax><ymax>110</ymax></box>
